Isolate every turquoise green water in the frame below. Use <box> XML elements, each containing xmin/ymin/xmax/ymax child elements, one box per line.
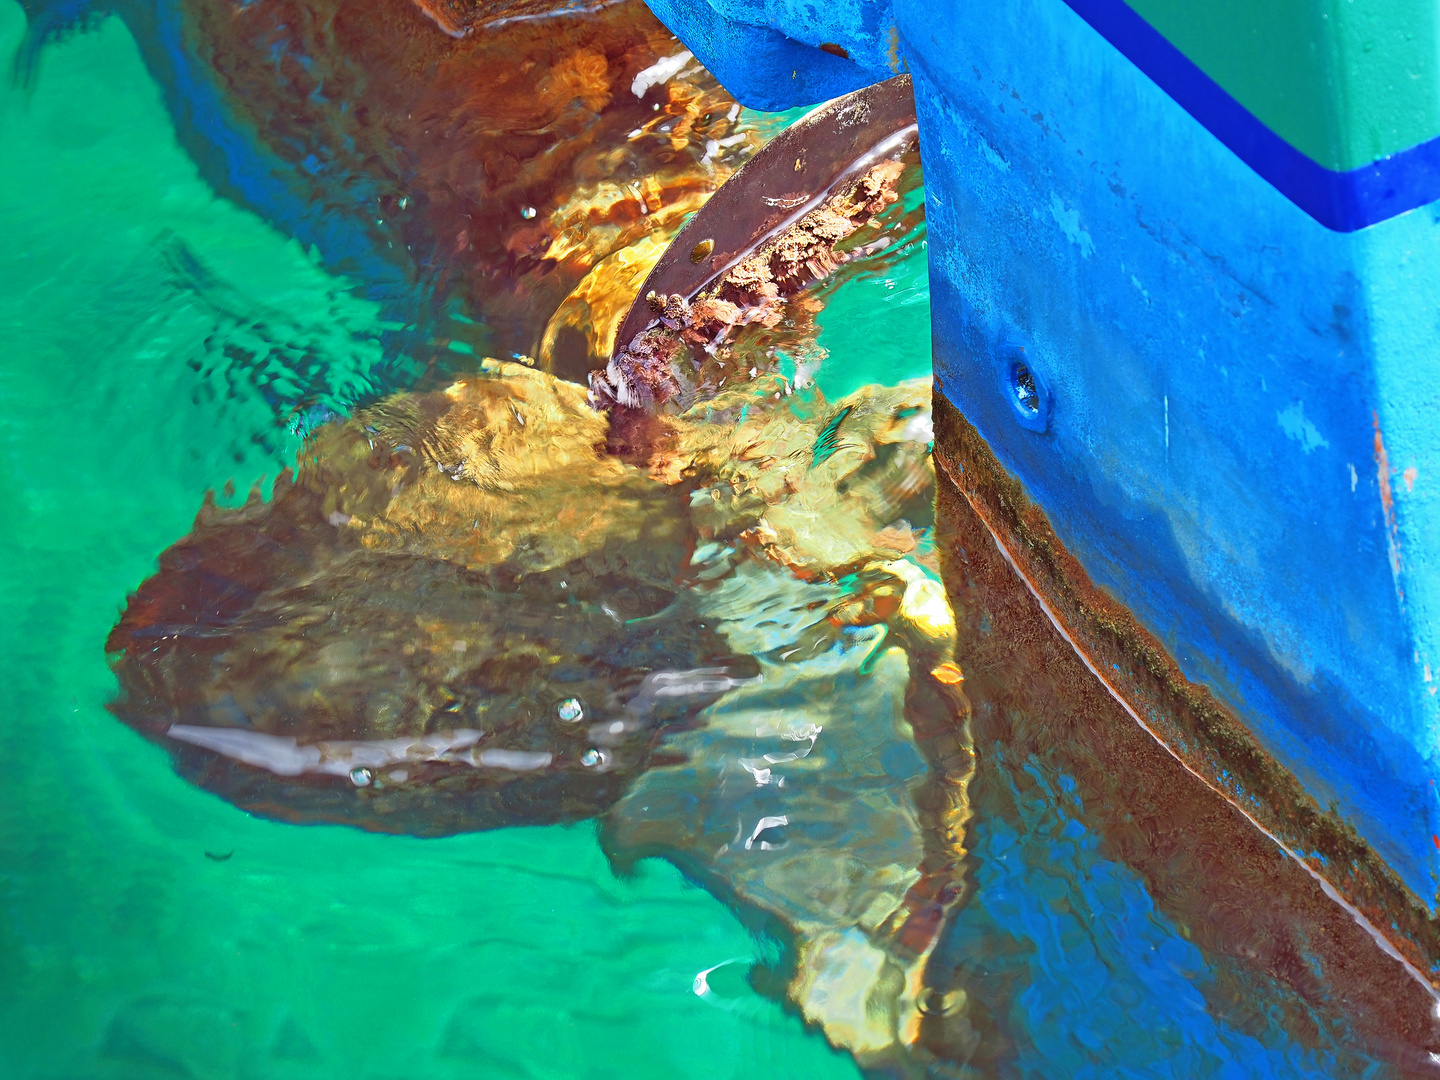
<box><xmin>815</xmin><ymin>205</ymin><xmax>931</xmax><ymax>402</ymax></box>
<box><xmin>0</xmin><ymin>7</ymin><xmax>938</xmax><ymax>1075</ymax></box>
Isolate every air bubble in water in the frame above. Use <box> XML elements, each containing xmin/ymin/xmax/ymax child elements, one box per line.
<box><xmin>556</xmin><ymin>698</ymin><xmax>584</xmax><ymax>723</ymax></box>
<box><xmin>349</xmin><ymin>766</ymin><xmax>373</xmax><ymax>787</ymax></box>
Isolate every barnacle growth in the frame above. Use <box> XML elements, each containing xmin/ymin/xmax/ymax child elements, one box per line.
<box><xmin>590</xmin><ymin>158</ymin><xmax>910</xmax><ymax>413</ymax></box>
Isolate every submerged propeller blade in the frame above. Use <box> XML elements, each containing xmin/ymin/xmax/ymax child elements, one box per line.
<box><xmin>610</xmin><ymin>74</ymin><xmax>918</xmax><ymax>360</ymax></box>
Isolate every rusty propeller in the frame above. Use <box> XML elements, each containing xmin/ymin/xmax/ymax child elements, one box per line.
<box><xmin>610</xmin><ymin>74</ymin><xmax>918</xmax><ymax>359</ymax></box>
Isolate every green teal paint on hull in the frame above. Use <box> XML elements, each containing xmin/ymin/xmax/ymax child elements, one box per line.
<box><xmin>1125</xmin><ymin>0</ymin><xmax>1440</xmax><ymax>169</ymax></box>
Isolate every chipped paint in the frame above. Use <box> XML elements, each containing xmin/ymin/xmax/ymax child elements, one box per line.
<box><xmin>595</xmin><ymin>156</ymin><xmax>911</xmax><ymax>413</ymax></box>
<box><xmin>1048</xmin><ymin>192</ymin><xmax>1094</xmax><ymax>257</ymax></box>
<box><xmin>1277</xmin><ymin>400</ymin><xmax>1330</xmax><ymax>453</ymax></box>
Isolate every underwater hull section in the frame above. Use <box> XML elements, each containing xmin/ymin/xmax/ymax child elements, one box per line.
<box><xmin>647</xmin><ymin>0</ymin><xmax>1440</xmax><ymax>917</ymax></box>
<box><xmin>930</xmin><ymin>396</ymin><xmax>1440</xmax><ymax>1070</ymax></box>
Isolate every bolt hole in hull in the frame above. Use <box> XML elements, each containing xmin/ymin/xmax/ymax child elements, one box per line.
<box><xmin>2</xmin><ymin>0</ymin><xmax>1435</xmax><ymax>1075</ymax></box>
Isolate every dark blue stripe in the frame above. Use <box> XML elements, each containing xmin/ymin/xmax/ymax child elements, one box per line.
<box><xmin>1062</xmin><ymin>0</ymin><xmax>1440</xmax><ymax>232</ymax></box>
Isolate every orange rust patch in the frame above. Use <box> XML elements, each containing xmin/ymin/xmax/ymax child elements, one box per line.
<box><xmin>1373</xmin><ymin>412</ymin><xmax>1404</xmax><ymax>595</ymax></box>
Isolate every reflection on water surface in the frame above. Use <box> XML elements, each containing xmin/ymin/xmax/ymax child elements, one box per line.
<box><xmin>108</xmin><ymin>356</ymin><xmax>971</xmax><ymax>1069</ymax></box>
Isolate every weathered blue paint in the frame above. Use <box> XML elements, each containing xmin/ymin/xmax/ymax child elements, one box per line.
<box><xmin>649</xmin><ymin>0</ymin><xmax>1440</xmax><ymax>902</ymax></box>
<box><xmin>641</xmin><ymin>0</ymin><xmax>885</xmax><ymax>110</ymax></box>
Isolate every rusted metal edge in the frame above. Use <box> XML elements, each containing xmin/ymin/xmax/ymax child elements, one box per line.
<box><xmin>931</xmin><ymin>393</ymin><xmax>1440</xmax><ymax>1000</ymax></box>
<box><xmin>610</xmin><ymin>74</ymin><xmax>918</xmax><ymax>359</ymax></box>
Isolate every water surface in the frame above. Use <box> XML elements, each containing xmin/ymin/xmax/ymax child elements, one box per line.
<box><xmin>0</xmin><ymin>9</ymin><xmax>866</xmax><ymax>1076</ymax></box>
